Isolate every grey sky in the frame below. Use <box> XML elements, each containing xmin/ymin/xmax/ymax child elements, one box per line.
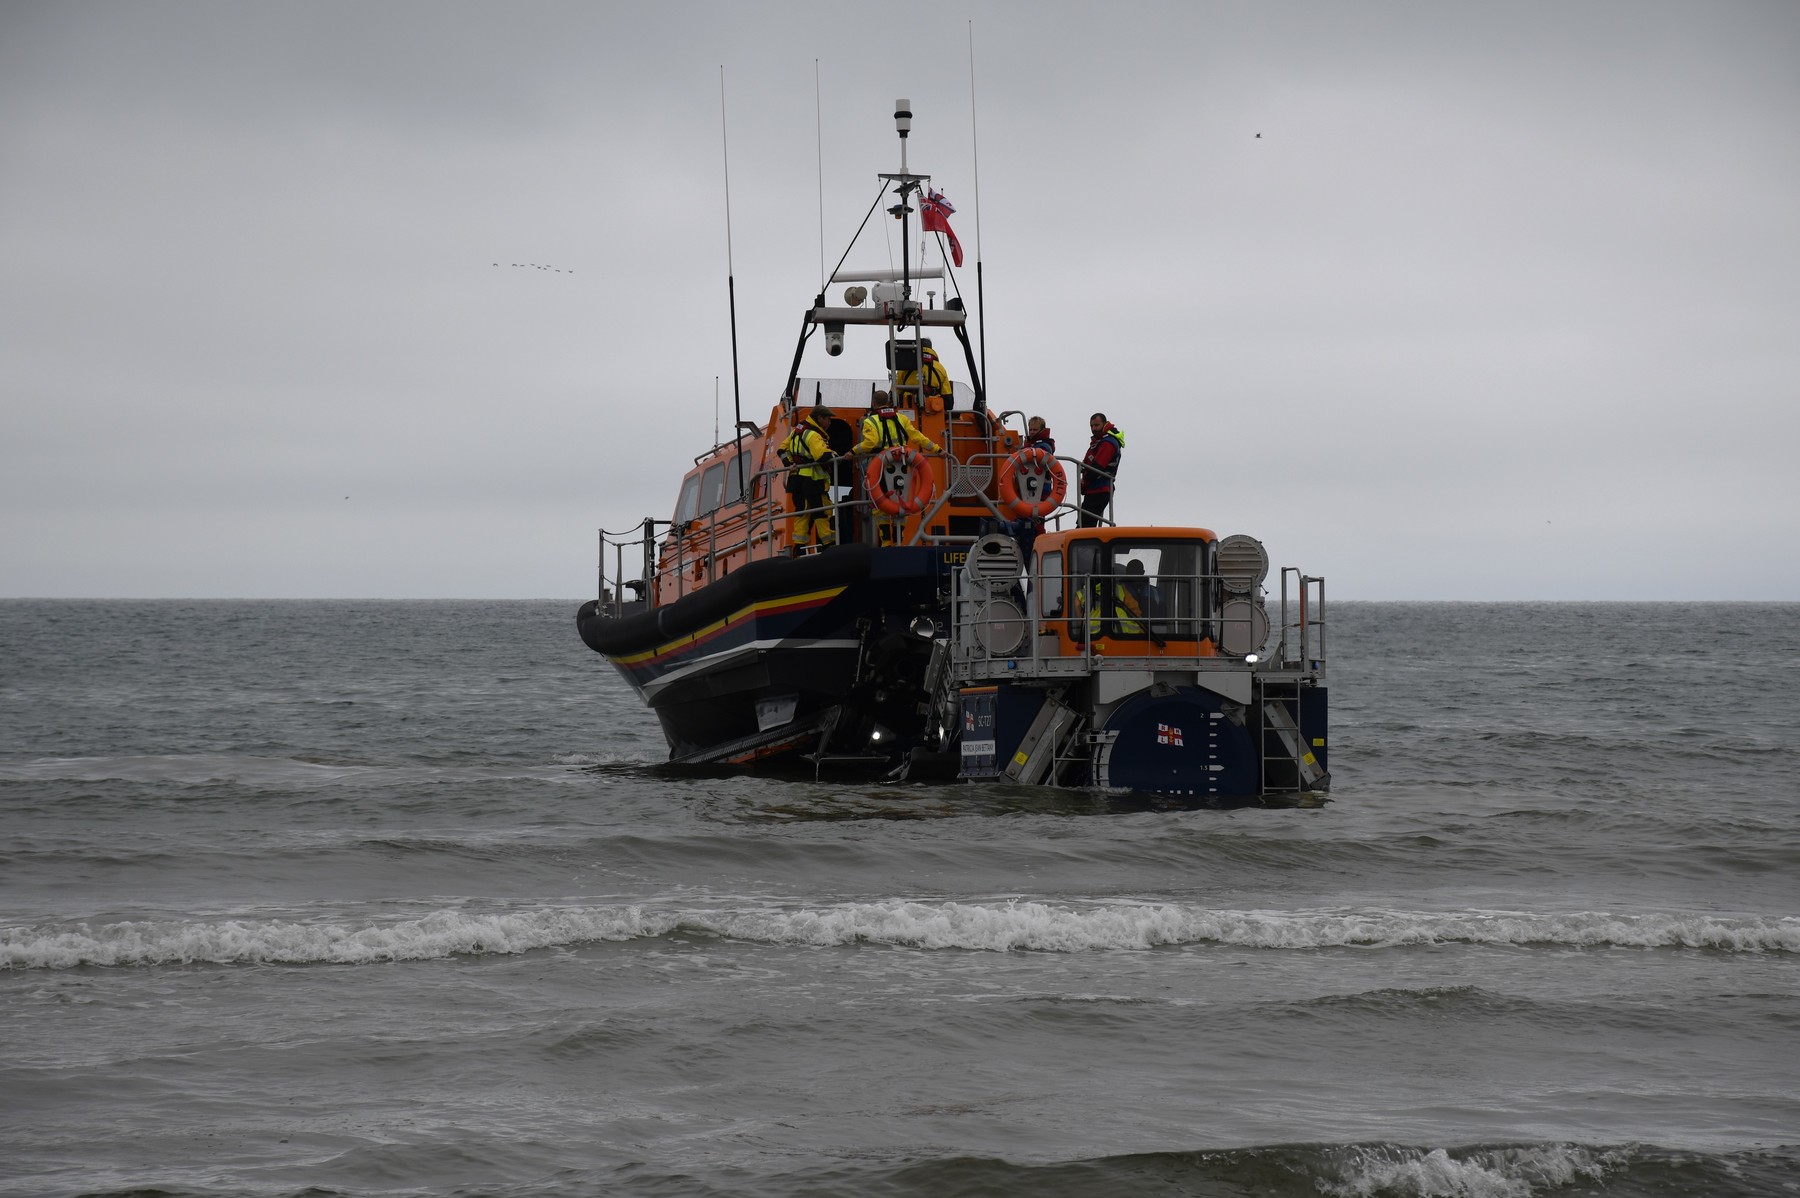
<box><xmin>3</xmin><ymin>1</ymin><xmax>1796</xmax><ymax>598</ymax></box>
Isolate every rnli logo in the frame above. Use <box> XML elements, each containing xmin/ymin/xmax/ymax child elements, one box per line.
<box><xmin>1156</xmin><ymin>722</ymin><xmax>1184</xmax><ymax>747</ymax></box>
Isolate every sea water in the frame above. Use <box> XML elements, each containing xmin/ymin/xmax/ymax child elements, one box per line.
<box><xmin>2</xmin><ymin>599</ymin><xmax>1796</xmax><ymax>1197</ymax></box>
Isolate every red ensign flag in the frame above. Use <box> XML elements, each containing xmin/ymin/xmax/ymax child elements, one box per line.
<box><xmin>921</xmin><ymin>189</ymin><xmax>963</xmax><ymax>267</ymax></box>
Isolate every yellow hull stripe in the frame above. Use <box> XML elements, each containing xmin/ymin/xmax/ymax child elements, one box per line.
<box><xmin>613</xmin><ymin>585</ymin><xmax>848</xmax><ymax>667</ymax></box>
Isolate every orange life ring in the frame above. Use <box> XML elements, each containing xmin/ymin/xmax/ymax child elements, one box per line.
<box><xmin>865</xmin><ymin>447</ymin><xmax>936</xmax><ymax>515</ymax></box>
<box><xmin>997</xmin><ymin>446</ymin><xmax>1067</xmax><ymax>519</ymax></box>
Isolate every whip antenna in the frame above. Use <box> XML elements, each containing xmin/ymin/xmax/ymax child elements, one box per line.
<box><xmin>967</xmin><ymin>22</ymin><xmax>987</xmax><ymax>389</ymax></box>
<box><xmin>815</xmin><ymin>60</ymin><xmax>826</xmax><ymax>292</ymax></box>
<box><xmin>720</xmin><ymin>67</ymin><xmax>746</xmax><ymax>493</ymax></box>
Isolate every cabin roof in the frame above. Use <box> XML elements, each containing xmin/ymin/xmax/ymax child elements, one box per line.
<box><xmin>1037</xmin><ymin>525</ymin><xmax>1218</xmax><ymax>547</ymax></box>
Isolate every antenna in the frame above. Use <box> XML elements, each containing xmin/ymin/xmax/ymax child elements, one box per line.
<box><xmin>719</xmin><ymin>68</ymin><xmax>747</xmax><ymax>494</ymax></box>
<box><xmin>967</xmin><ymin>23</ymin><xmax>987</xmax><ymax>391</ymax></box>
<box><xmin>815</xmin><ymin>60</ymin><xmax>826</xmax><ymax>292</ymax></box>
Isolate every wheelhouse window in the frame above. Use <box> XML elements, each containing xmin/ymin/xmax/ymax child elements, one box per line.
<box><xmin>673</xmin><ymin>474</ymin><xmax>702</xmax><ymax>525</ymax></box>
<box><xmin>699</xmin><ymin>461</ymin><xmax>727</xmax><ymax>515</ymax></box>
<box><xmin>744</xmin><ymin>443</ymin><xmax>770</xmax><ymax>501</ymax></box>
<box><xmin>720</xmin><ymin>452</ymin><xmax>749</xmax><ymax>507</ymax></box>
<box><xmin>677</xmin><ymin>456</ymin><xmax>745</xmax><ymax>528</ymax></box>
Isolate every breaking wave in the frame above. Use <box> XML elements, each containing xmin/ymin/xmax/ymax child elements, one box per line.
<box><xmin>6</xmin><ymin>900</ymin><xmax>1797</xmax><ymax>969</ymax></box>
<box><xmin>1315</xmin><ymin>1143</ymin><xmax>1623</xmax><ymax>1197</ymax></box>
<box><xmin>585</xmin><ymin>1140</ymin><xmax>1800</xmax><ymax>1198</ymax></box>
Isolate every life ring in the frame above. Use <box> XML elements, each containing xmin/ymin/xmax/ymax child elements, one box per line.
<box><xmin>997</xmin><ymin>446</ymin><xmax>1067</xmax><ymax>519</ymax></box>
<box><xmin>865</xmin><ymin>447</ymin><xmax>936</xmax><ymax>515</ymax></box>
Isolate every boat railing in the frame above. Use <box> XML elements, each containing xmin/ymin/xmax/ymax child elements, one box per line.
<box><xmin>594</xmin><ymin>451</ymin><xmax>941</xmax><ymax>613</ymax></box>
<box><xmin>1275</xmin><ymin>568</ymin><xmax>1327</xmax><ymax>672</ymax></box>
<box><xmin>950</xmin><ymin>567</ymin><xmax>1315</xmax><ymax>683</ymax></box>
<box><xmin>594</xmin><ymin>519</ymin><xmax>664</xmax><ymax>619</ymax></box>
<box><xmin>953</xmin><ymin>567</ymin><xmax>1217</xmax><ymax>670</ymax></box>
<box><xmin>595</xmin><ymin>442</ymin><xmax>1095</xmax><ymax>617</ymax></box>
<box><xmin>904</xmin><ymin>447</ymin><xmax>1090</xmax><ymax>543</ymax></box>
<box><xmin>629</xmin><ymin>447</ymin><xmax>992</xmax><ymax>602</ymax></box>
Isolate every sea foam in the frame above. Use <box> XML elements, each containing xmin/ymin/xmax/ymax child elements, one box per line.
<box><xmin>5</xmin><ymin>900</ymin><xmax>1796</xmax><ymax>969</ymax></box>
<box><xmin>1319</xmin><ymin>1143</ymin><xmax>1625</xmax><ymax>1198</ymax></box>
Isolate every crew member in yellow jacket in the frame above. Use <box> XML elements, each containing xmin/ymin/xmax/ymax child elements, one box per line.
<box><xmin>781</xmin><ymin>405</ymin><xmax>837</xmax><ymax>555</ymax></box>
<box><xmin>854</xmin><ymin>391</ymin><xmax>941</xmax><ymax>545</ymax></box>
<box><xmin>894</xmin><ymin>339</ymin><xmax>952</xmax><ymax>409</ymax></box>
<box><xmin>1073</xmin><ymin>562</ymin><xmax>1162</xmax><ymax>646</ymax></box>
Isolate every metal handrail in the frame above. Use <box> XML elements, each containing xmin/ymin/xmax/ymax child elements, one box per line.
<box><xmin>595</xmin><ymin>441</ymin><xmax>1130</xmax><ymax>623</ymax></box>
<box><xmin>592</xmin><ymin>447</ymin><xmax>957</xmax><ymax>616</ymax></box>
<box><xmin>952</xmin><ymin>568</ymin><xmax>1237</xmax><ymax>674</ymax></box>
<box><xmin>1276</xmin><ymin>567</ymin><xmax>1327</xmax><ymax>673</ymax></box>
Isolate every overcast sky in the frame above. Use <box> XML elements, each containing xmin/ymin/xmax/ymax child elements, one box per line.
<box><xmin>3</xmin><ymin>1</ymin><xmax>1796</xmax><ymax>599</ymax></box>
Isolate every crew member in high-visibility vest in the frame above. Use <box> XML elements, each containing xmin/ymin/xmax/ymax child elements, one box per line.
<box><xmin>1074</xmin><ymin>562</ymin><xmax>1160</xmax><ymax>644</ymax></box>
<box><xmin>781</xmin><ymin>405</ymin><xmax>837</xmax><ymax>555</ymax></box>
<box><xmin>1118</xmin><ymin>559</ymin><xmax>1163</xmax><ymax>645</ymax></box>
<box><xmin>1086</xmin><ymin>579</ymin><xmax>1145</xmax><ymax>639</ymax></box>
<box><xmin>855</xmin><ymin>390</ymin><xmax>940</xmax><ymax>545</ymax></box>
<box><xmin>895</xmin><ymin>339</ymin><xmax>952</xmax><ymax>409</ymax></box>
<box><xmin>1079</xmin><ymin>412</ymin><xmax>1126</xmax><ymax>528</ymax></box>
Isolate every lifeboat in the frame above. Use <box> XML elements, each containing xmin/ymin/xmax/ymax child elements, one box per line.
<box><xmin>576</xmin><ymin>101</ymin><xmax>1330</xmax><ymax>802</ymax></box>
<box><xmin>576</xmin><ymin>101</ymin><xmax>1021</xmax><ymax>770</ymax></box>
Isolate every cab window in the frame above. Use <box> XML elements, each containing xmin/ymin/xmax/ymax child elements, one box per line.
<box><xmin>1059</xmin><ymin>538</ymin><xmax>1214</xmax><ymax>641</ymax></box>
<box><xmin>1115</xmin><ymin>540</ymin><xmax>1210</xmax><ymax>640</ymax></box>
<box><xmin>1068</xmin><ymin>541</ymin><xmax>1099</xmax><ymax>582</ymax></box>
<box><xmin>1065</xmin><ymin>541</ymin><xmax>1102</xmax><ymax>640</ymax></box>
<box><xmin>1038</xmin><ymin>551</ymin><xmax>1064</xmax><ymax>618</ymax></box>
<box><xmin>1114</xmin><ymin>546</ymin><xmax>1162</xmax><ymax>640</ymax></box>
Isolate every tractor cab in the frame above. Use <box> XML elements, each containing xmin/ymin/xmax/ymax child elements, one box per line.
<box><xmin>1033</xmin><ymin>526</ymin><xmax>1220</xmax><ymax>658</ymax></box>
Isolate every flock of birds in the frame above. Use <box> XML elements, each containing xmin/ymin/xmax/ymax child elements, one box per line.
<box><xmin>484</xmin><ymin>142</ymin><xmax>1270</xmax><ymax>278</ymax></box>
<box><xmin>479</xmin><ymin>139</ymin><xmax>1272</xmax><ymax>279</ymax></box>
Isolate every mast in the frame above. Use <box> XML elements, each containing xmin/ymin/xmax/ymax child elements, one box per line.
<box><xmin>881</xmin><ymin>99</ymin><xmax>926</xmax><ymax>406</ymax></box>
<box><xmin>895</xmin><ymin>98</ymin><xmax>911</xmax><ymax>305</ymax></box>
<box><xmin>801</xmin><ymin>102</ymin><xmax>969</xmax><ymax>411</ymax></box>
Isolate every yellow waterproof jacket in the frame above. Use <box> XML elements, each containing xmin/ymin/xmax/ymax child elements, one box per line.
<box><xmin>855</xmin><ymin>410</ymin><xmax>940</xmax><ymax>455</ymax></box>
<box><xmin>782</xmin><ymin>422</ymin><xmax>832</xmax><ymax>483</ymax></box>
<box><xmin>895</xmin><ymin>353</ymin><xmax>950</xmax><ymax>400</ymax></box>
<box><xmin>1076</xmin><ymin>581</ymin><xmax>1147</xmax><ymax>638</ymax></box>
